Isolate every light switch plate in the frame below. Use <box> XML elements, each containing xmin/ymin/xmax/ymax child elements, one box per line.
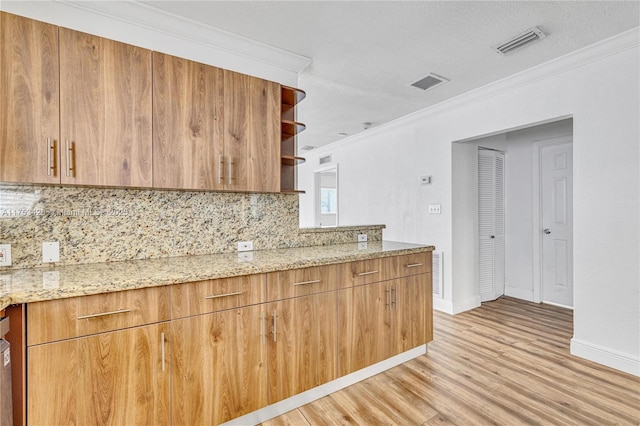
<box><xmin>0</xmin><ymin>244</ymin><xmax>11</xmax><ymax>267</ymax></box>
<box><xmin>42</xmin><ymin>242</ymin><xmax>60</xmax><ymax>263</ymax></box>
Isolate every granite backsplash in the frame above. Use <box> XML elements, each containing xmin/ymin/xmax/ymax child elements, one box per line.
<box><xmin>0</xmin><ymin>185</ymin><xmax>383</xmax><ymax>269</ymax></box>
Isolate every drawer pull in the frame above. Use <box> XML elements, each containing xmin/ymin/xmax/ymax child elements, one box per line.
<box><xmin>77</xmin><ymin>309</ymin><xmax>131</xmax><ymax>320</ymax></box>
<box><xmin>406</xmin><ymin>263</ymin><xmax>424</xmax><ymax>268</ymax></box>
<box><xmin>205</xmin><ymin>291</ymin><xmax>243</xmax><ymax>300</ymax></box>
<box><xmin>293</xmin><ymin>279</ymin><xmax>321</xmax><ymax>286</ymax></box>
<box><xmin>161</xmin><ymin>332</ymin><xmax>166</xmax><ymax>372</ymax></box>
<box><xmin>357</xmin><ymin>270</ymin><xmax>379</xmax><ymax>276</ymax></box>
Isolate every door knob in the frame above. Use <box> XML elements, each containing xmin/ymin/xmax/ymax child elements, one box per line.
<box><xmin>543</xmin><ymin>228</ymin><xmax>551</xmax><ymax>234</ymax></box>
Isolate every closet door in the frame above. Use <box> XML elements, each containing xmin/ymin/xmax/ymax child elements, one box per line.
<box><xmin>478</xmin><ymin>149</ymin><xmax>505</xmax><ymax>302</ymax></box>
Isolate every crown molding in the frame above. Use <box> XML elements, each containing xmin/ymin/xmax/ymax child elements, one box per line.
<box><xmin>0</xmin><ymin>0</ymin><xmax>311</xmax><ymax>80</ymax></box>
<box><xmin>310</xmin><ymin>26</ymin><xmax>639</xmax><ymax>155</ymax></box>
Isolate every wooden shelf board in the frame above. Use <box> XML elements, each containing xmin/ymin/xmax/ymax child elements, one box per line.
<box><xmin>281</xmin><ymin>155</ymin><xmax>306</xmax><ymax>166</ymax></box>
<box><xmin>281</xmin><ymin>85</ymin><xmax>306</xmax><ymax>106</ymax></box>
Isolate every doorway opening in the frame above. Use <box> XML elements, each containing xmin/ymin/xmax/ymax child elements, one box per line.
<box><xmin>314</xmin><ymin>165</ymin><xmax>339</xmax><ymax>227</ymax></box>
<box><xmin>452</xmin><ymin>118</ymin><xmax>573</xmax><ymax>308</ymax></box>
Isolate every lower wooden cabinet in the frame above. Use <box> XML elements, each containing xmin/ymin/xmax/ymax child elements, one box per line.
<box><xmin>171</xmin><ymin>305</ymin><xmax>267</xmax><ymax>426</ymax></box>
<box><xmin>27</xmin><ymin>322</ymin><xmax>170</xmax><ymax>426</ymax></box>
<box><xmin>337</xmin><ymin>273</ymin><xmax>431</xmax><ymax>376</ymax></box>
<box><xmin>267</xmin><ymin>292</ymin><xmax>337</xmax><ymax>404</ymax></box>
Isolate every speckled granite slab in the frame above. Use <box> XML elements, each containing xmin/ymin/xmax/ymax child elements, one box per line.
<box><xmin>0</xmin><ymin>184</ymin><xmax>384</xmax><ymax>269</ymax></box>
<box><xmin>0</xmin><ymin>241</ymin><xmax>434</xmax><ymax>310</ymax></box>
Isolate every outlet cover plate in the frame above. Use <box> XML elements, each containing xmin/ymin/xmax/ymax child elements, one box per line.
<box><xmin>428</xmin><ymin>204</ymin><xmax>441</xmax><ymax>214</ymax></box>
<box><xmin>357</xmin><ymin>234</ymin><xmax>367</xmax><ymax>242</ymax></box>
<box><xmin>0</xmin><ymin>244</ymin><xmax>11</xmax><ymax>267</ymax></box>
<box><xmin>238</xmin><ymin>241</ymin><xmax>254</xmax><ymax>252</ymax></box>
<box><xmin>42</xmin><ymin>242</ymin><xmax>60</xmax><ymax>263</ymax></box>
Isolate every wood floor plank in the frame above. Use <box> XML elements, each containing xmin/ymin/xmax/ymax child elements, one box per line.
<box><xmin>260</xmin><ymin>409</ymin><xmax>311</xmax><ymax>426</ymax></box>
<box><xmin>262</xmin><ymin>297</ymin><xmax>640</xmax><ymax>426</ymax></box>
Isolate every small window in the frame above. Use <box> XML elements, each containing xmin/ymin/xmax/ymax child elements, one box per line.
<box><xmin>320</xmin><ymin>188</ymin><xmax>337</xmax><ymax>214</ymax></box>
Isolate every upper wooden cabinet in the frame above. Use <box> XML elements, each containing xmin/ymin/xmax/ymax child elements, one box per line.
<box><xmin>224</xmin><ymin>70</ymin><xmax>281</xmax><ymax>193</ymax></box>
<box><xmin>152</xmin><ymin>52</ymin><xmax>224</xmax><ymax>190</ymax></box>
<box><xmin>0</xmin><ymin>12</ymin><xmax>153</xmax><ymax>188</ymax></box>
<box><xmin>0</xmin><ymin>12</ymin><xmax>60</xmax><ymax>184</ymax></box>
<box><xmin>59</xmin><ymin>28</ymin><xmax>153</xmax><ymax>187</ymax></box>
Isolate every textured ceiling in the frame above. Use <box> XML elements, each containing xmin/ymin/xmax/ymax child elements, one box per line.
<box><xmin>141</xmin><ymin>1</ymin><xmax>640</xmax><ymax>150</ymax></box>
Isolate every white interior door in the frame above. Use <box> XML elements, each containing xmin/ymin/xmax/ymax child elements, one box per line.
<box><xmin>478</xmin><ymin>149</ymin><xmax>505</xmax><ymax>302</ymax></box>
<box><xmin>541</xmin><ymin>143</ymin><xmax>573</xmax><ymax>307</ymax></box>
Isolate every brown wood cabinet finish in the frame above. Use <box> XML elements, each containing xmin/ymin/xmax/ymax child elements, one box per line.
<box><xmin>0</xmin><ymin>12</ymin><xmax>60</xmax><ymax>184</ymax></box>
<box><xmin>152</xmin><ymin>52</ymin><xmax>225</xmax><ymax>190</ymax></box>
<box><xmin>27</xmin><ymin>286</ymin><xmax>170</xmax><ymax>345</ymax></box>
<box><xmin>267</xmin><ymin>264</ymin><xmax>339</xmax><ymax>301</ymax></box>
<box><xmin>224</xmin><ymin>70</ymin><xmax>280</xmax><ymax>192</ymax></box>
<box><xmin>171</xmin><ymin>305</ymin><xmax>267</xmax><ymax>425</ymax></box>
<box><xmin>59</xmin><ymin>28</ymin><xmax>152</xmax><ymax>187</ymax></box>
<box><xmin>171</xmin><ymin>274</ymin><xmax>266</xmax><ymax>319</ymax></box>
<box><xmin>27</xmin><ymin>322</ymin><xmax>171</xmax><ymax>426</ymax></box>
<box><xmin>267</xmin><ymin>292</ymin><xmax>338</xmax><ymax>404</ymax></box>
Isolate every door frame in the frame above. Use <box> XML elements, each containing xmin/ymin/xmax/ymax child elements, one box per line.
<box><xmin>532</xmin><ymin>135</ymin><xmax>573</xmax><ymax>304</ymax></box>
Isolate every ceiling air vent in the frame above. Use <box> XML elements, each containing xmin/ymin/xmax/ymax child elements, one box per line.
<box><xmin>300</xmin><ymin>145</ymin><xmax>315</xmax><ymax>151</ymax></box>
<box><xmin>411</xmin><ymin>73</ymin><xmax>449</xmax><ymax>91</ymax></box>
<box><xmin>319</xmin><ymin>155</ymin><xmax>332</xmax><ymax>165</ymax></box>
<box><xmin>493</xmin><ymin>26</ymin><xmax>546</xmax><ymax>55</ymax></box>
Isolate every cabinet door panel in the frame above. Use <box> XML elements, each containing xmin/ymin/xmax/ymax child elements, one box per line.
<box><xmin>223</xmin><ymin>70</ymin><xmax>280</xmax><ymax>192</ymax></box>
<box><xmin>59</xmin><ymin>28</ymin><xmax>152</xmax><ymax>187</ymax></box>
<box><xmin>391</xmin><ymin>274</ymin><xmax>430</xmax><ymax>356</ymax></box>
<box><xmin>172</xmin><ymin>305</ymin><xmax>266</xmax><ymax>425</ymax></box>
<box><xmin>27</xmin><ymin>323</ymin><xmax>170</xmax><ymax>426</ymax></box>
<box><xmin>337</xmin><ymin>282</ymin><xmax>391</xmax><ymax>376</ymax></box>
<box><xmin>0</xmin><ymin>12</ymin><xmax>59</xmax><ymax>184</ymax></box>
<box><xmin>268</xmin><ymin>292</ymin><xmax>337</xmax><ymax>403</ymax></box>
<box><xmin>152</xmin><ymin>53</ymin><xmax>224</xmax><ymax>190</ymax></box>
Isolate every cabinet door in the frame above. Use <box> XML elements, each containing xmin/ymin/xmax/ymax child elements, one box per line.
<box><xmin>152</xmin><ymin>53</ymin><xmax>224</xmax><ymax>190</ymax></box>
<box><xmin>391</xmin><ymin>274</ymin><xmax>430</xmax><ymax>356</ymax></box>
<box><xmin>172</xmin><ymin>305</ymin><xmax>267</xmax><ymax>425</ymax></box>
<box><xmin>27</xmin><ymin>323</ymin><xmax>170</xmax><ymax>426</ymax></box>
<box><xmin>59</xmin><ymin>28</ymin><xmax>152</xmax><ymax>187</ymax></box>
<box><xmin>337</xmin><ymin>282</ymin><xmax>392</xmax><ymax>376</ymax></box>
<box><xmin>268</xmin><ymin>292</ymin><xmax>337</xmax><ymax>403</ymax></box>
<box><xmin>0</xmin><ymin>12</ymin><xmax>60</xmax><ymax>183</ymax></box>
<box><xmin>223</xmin><ymin>70</ymin><xmax>280</xmax><ymax>192</ymax></box>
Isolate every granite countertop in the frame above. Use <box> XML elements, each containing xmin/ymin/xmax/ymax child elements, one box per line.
<box><xmin>0</xmin><ymin>241</ymin><xmax>433</xmax><ymax>310</ymax></box>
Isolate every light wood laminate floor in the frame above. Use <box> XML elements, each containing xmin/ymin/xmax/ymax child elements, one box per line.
<box><xmin>261</xmin><ymin>297</ymin><xmax>640</xmax><ymax>426</ymax></box>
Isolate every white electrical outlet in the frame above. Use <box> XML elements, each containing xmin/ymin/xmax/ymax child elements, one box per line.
<box><xmin>0</xmin><ymin>244</ymin><xmax>11</xmax><ymax>267</ymax></box>
<box><xmin>237</xmin><ymin>241</ymin><xmax>253</xmax><ymax>252</ymax></box>
<box><xmin>420</xmin><ymin>175</ymin><xmax>432</xmax><ymax>185</ymax></box>
<box><xmin>42</xmin><ymin>242</ymin><xmax>60</xmax><ymax>263</ymax></box>
<box><xmin>357</xmin><ymin>234</ymin><xmax>367</xmax><ymax>242</ymax></box>
<box><xmin>428</xmin><ymin>204</ymin><xmax>441</xmax><ymax>214</ymax></box>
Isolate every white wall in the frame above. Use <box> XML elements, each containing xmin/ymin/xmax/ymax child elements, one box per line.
<box><xmin>299</xmin><ymin>30</ymin><xmax>640</xmax><ymax>375</ymax></box>
<box><xmin>0</xmin><ymin>1</ymin><xmax>306</xmax><ymax>86</ymax></box>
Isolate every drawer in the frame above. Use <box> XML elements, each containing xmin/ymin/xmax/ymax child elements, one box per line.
<box><xmin>27</xmin><ymin>286</ymin><xmax>170</xmax><ymax>345</ymax></box>
<box><xmin>339</xmin><ymin>257</ymin><xmax>395</xmax><ymax>288</ymax></box>
<box><xmin>171</xmin><ymin>274</ymin><xmax>265</xmax><ymax>319</ymax></box>
<box><xmin>267</xmin><ymin>264</ymin><xmax>339</xmax><ymax>301</ymax></box>
<box><xmin>393</xmin><ymin>252</ymin><xmax>432</xmax><ymax>277</ymax></box>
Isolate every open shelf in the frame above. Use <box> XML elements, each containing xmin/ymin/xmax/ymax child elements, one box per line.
<box><xmin>281</xmin><ymin>155</ymin><xmax>306</xmax><ymax>166</ymax></box>
<box><xmin>281</xmin><ymin>85</ymin><xmax>306</xmax><ymax>107</ymax></box>
<box><xmin>280</xmin><ymin>86</ymin><xmax>307</xmax><ymax>193</ymax></box>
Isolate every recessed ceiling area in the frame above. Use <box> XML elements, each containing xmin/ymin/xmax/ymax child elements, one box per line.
<box><xmin>141</xmin><ymin>1</ymin><xmax>639</xmax><ymax>151</ymax></box>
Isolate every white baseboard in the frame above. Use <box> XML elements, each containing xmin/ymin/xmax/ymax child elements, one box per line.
<box><xmin>452</xmin><ymin>295</ymin><xmax>481</xmax><ymax>314</ymax></box>
<box><xmin>433</xmin><ymin>297</ymin><xmax>453</xmax><ymax>314</ymax></box>
<box><xmin>222</xmin><ymin>345</ymin><xmax>428</xmax><ymax>425</ymax></box>
<box><xmin>504</xmin><ymin>286</ymin><xmax>534</xmax><ymax>302</ymax></box>
<box><xmin>570</xmin><ymin>338</ymin><xmax>639</xmax><ymax>377</ymax></box>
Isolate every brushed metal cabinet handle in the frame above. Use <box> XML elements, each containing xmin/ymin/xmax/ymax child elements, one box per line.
<box><xmin>205</xmin><ymin>291</ymin><xmax>243</xmax><ymax>300</ymax></box>
<box><xmin>218</xmin><ymin>155</ymin><xmax>224</xmax><ymax>184</ymax></box>
<box><xmin>65</xmin><ymin>139</ymin><xmax>73</xmax><ymax>177</ymax></box>
<box><xmin>272</xmin><ymin>310</ymin><xmax>277</xmax><ymax>342</ymax></box>
<box><xmin>227</xmin><ymin>156</ymin><xmax>234</xmax><ymax>182</ymax></box>
<box><xmin>77</xmin><ymin>308</ymin><xmax>131</xmax><ymax>320</ymax></box>
<box><xmin>293</xmin><ymin>279</ymin><xmax>321</xmax><ymax>286</ymax></box>
<box><xmin>357</xmin><ymin>270</ymin><xmax>379</xmax><ymax>276</ymax></box>
<box><xmin>406</xmin><ymin>263</ymin><xmax>424</xmax><ymax>268</ymax></box>
<box><xmin>161</xmin><ymin>332</ymin><xmax>166</xmax><ymax>372</ymax></box>
<box><xmin>47</xmin><ymin>137</ymin><xmax>55</xmax><ymax>176</ymax></box>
